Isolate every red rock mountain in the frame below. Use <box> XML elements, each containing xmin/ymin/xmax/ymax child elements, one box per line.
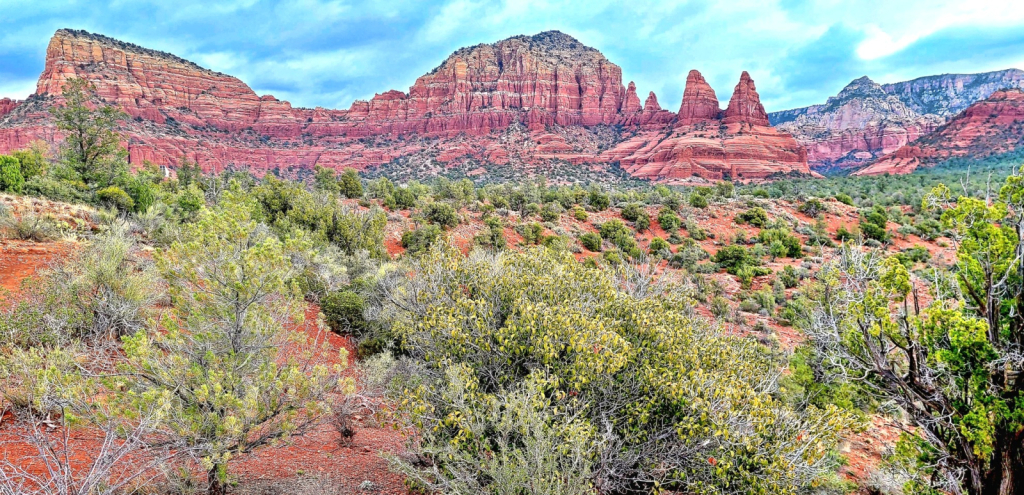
<box><xmin>0</xmin><ymin>29</ymin><xmax>810</xmax><ymax>182</ymax></box>
<box><xmin>855</xmin><ymin>89</ymin><xmax>1024</xmax><ymax>175</ymax></box>
<box><xmin>771</xmin><ymin>70</ymin><xmax>1024</xmax><ymax>171</ymax></box>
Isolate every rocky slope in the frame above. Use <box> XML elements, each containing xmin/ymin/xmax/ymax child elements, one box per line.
<box><xmin>855</xmin><ymin>89</ymin><xmax>1024</xmax><ymax>175</ymax></box>
<box><xmin>771</xmin><ymin>69</ymin><xmax>1024</xmax><ymax>170</ymax></box>
<box><xmin>0</xmin><ymin>29</ymin><xmax>809</xmax><ymax>182</ymax></box>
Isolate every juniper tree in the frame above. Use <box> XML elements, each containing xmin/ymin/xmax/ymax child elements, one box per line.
<box><xmin>120</xmin><ymin>189</ymin><xmax>348</xmax><ymax>495</ymax></box>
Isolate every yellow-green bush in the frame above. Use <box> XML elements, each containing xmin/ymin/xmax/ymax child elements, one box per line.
<box><xmin>375</xmin><ymin>244</ymin><xmax>856</xmax><ymax>494</ymax></box>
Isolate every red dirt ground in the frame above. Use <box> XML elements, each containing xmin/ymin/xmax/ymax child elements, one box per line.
<box><xmin>0</xmin><ymin>241</ymin><xmax>412</xmax><ymax>494</ymax></box>
<box><xmin>0</xmin><ymin>239</ymin><xmax>73</xmax><ymax>294</ymax></box>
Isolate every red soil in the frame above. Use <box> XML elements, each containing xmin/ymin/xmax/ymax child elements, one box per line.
<box><xmin>0</xmin><ymin>239</ymin><xmax>73</xmax><ymax>295</ymax></box>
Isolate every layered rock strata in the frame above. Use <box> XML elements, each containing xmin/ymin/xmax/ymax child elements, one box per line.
<box><xmin>0</xmin><ymin>29</ymin><xmax>810</xmax><ymax>182</ymax></box>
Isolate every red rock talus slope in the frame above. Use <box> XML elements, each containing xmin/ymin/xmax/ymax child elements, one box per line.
<box><xmin>0</xmin><ymin>29</ymin><xmax>809</xmax><ymax>182</ymax></box>
<box><xmin>771</xmin><ymin>70</ymin><xmax>1024</xmax><ymax>171</ymax></box>
<box><xmin>855</xmin><ymin>89</ymin><xmax>1024</xmax><ymax>175</ymax></box>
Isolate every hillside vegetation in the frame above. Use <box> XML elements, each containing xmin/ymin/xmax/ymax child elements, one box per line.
<box><xmin>0</xmin><ymin>79</ymin><xmax>1022</xmax><ymax>495</ymax></box>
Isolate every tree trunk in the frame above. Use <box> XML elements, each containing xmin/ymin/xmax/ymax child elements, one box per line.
<box><xmin>982</xmin><ymin>432</ymin><xmax>1024</xmax><ymax>495</ymax></box>
<box><xmin>997</xmin><ymin>437</ymin><xmax>1023</xmax><ymax>495</ymax></box>
<box><xmin>208</xmin><ymin>464</ymin><xmax>227</xmax><ymax>495</ymax></box>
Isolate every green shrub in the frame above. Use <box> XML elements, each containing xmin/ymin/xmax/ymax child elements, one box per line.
<box><xmin>572</xmin><ymin>206</ymin><xmax>588</xmax><ymax>222</ymax></box>
<box><xmin>96</xmin><ymin>186</ymin><xmax>135</xmax><ymax>212</ymax></box>
<box><xmin>712</xmin><ymin>245</ymin><xmax>756</xmax><ymax>274</ymax></box>
<box><xmin>779</xmin><ymin>265</ymin><xmax>799</xmax><ymax>289</ymax></box>
<box><xmin>0</xmin><ymin>212</ymin><xmax>60</xmax><ymax>242</ymax></box>
<box><xmin>667</xmin><ymin>241</ymin><xmax>709</xmax><ymax>270</ymax></box>
<box><xmin>540</xmin><ymin>203</ymin><xmax>562</xmax><ymax>222</ymax></box>
<box><xmin>836</xmin><ymin>225</ymin><xmax>856</xmax><ymax>242</ymax></box>
<box><xmin>520</xmin><ymin>222</ymin><xmax>544</xmax><ymax>245</ymax></box>
<box><xmin>689</xmin><ymin>193</ymin><xmax>708</xmax><ymax>209</ymax></box>
<box><xmin>10</xmin><ymin>145</ymin><xmax>47</xmax><ymax>180</ymax></box>
<box><xmin>710</xmin><ymin>295</ymin><xmax>731</xmax><ymax>317</ymax></box>
<box><xmin>599</xmin><ymin>219</ymin><xmax>631</xmax><ymax>240</ymax></box>
<box><xmin>0</xmin><ymin>155</ymin><xmax>25</xmax><ymax>193</ymax></box>
<box><xmin>588</xmin><ymin>189</ymin><xmax>610</xmax><ymax>211</ymax></box>
<box><xmin>393</xmin><ymin>187</ymin><xmax>417</xmax><ymax>209</ymax></box>
<box><xmin>401</xmin><ymin>225</ymin><xmax>443</xmax><ymax>254</ymax></box>
<box><xmin>894</xmin><ymin>245</ymin><xmax>930</xmax><ymax>268</ymax></box>
<box><xmin>734</xmin><ymin>207</ymin><xmax>769</xmax><ymax>227</ymax></box>
<box><xmin>835</xmin><ymin>193</ymin><xmax>854</xmax><ymax>206</ymax></box>
<box><xmin>579</xmin><ymin>232</ymin><xmax>602</xmax><ymax>252</ymax></box>
<box><xmin>860</xmin><ymin>206</ymin><xmax>890</xmax><ymax>243</ymax></box>
<box><xmin>649</xmin><ymin>237</ymin><xmax>671</xmax><ymax>255</ymax></box>
<box><xmin>176</xmin><ymin>185</ymin><xmax>205</xmax><ymax>218</ymax></box>
<box><xmin>684</xmin><ymin>220</ymin><xmax>708</xmax><ymax>240</ymax></box>
<box><xmin>598</xmin><ymin>220</ymin><xmax>641</xmax><ymax>258</ymax></box>
<box><xmin>758</xmin><ymin>228</ymin><xmax>802</xmax><ymax>258</ymax></box>
<box><xmin>602</xmin><ymin>249</ymin><xmax>622</xmax><ymax>265</ymax></box>
<box><xmin>339</xmin><ymin>167</ymin><xmax>364</xmax><ymax>198</ymax></box>
<box><xmin>621</xmin><ymin>203</ymin><xmax>645</xmax><ymax>222</ymax></box>
<box><xmin>476</xmin><ymin>216</ymin><xmax>507</xmax><ymax>250</ymax></box>
<box><xmin>320</xmin><ymin>290</ymin><xmax>366</xmax><ymax>334</ymax></box>
<box><xmin>739</xmin><ymin>298</ymin><xmax>761</xmax><ymax>313</ymax></box>
<box><xmin>125</xmin><ymin>177</ymin><xmax>156</xmax><ymax>213</ymax></box>
<box><xmin>425</xmin><ymin>202</ymin><xmax>458</xmax><ymax>228</ymax></box>
<box><xmin>23</xmin><ymin>176</ymin><xmax>88</xmax><ymax>203</ymax></box>
<box><xmin>657</xmin><ymin>206</ymin><xmax>681</xmax><ymax>231</ymax></box>
<box><xmin>714</xmin><ymin>181</ymin><xmax>735</xmax><ymax>198</ymax></box>
<box><xmin>798</xmin><ymin>198</ymin><xmax>826</xmax><ymax>218</ymax></box>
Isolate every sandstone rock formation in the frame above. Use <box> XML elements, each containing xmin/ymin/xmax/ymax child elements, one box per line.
<box><xmin>723</xmin><ymin>71</ymin><xmax>770</xmax><ymax>126</ymax></box>
<box><xmin>0</xmin><ymin>29</ymin><xmax>810</xmax><ymax>183</ymax></box>
<box><xmin>0</xmin><ymin>99</ymin><xmax>17</xmax><ymax>119</ymax></box>
<box><xmin>613</xmin><ymin>71</ymin><xmax>810</xmax><ymax>182</ymax></box>
<box><xmin>677</xmin><ymin>70</ymin><xmax>720</xmax><ymax>125</ymax></box>
<box><xmin>856</xmin><ymin>89</ymin><xmax>1024</xmax><ymax>175</ymax></box>
<box><xmin>622</xmin><ymin>82</ymin><xmax>643</xmax><ymax>114</ymax></box>
<box><xmin>771</xmin><ymin>70</ymin><xmax>1024</xmax><ymax>171</ymax></box>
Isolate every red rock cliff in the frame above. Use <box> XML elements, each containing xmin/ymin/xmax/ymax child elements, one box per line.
<box><xmin>0</xmin><ymin>29</ymin><xmax>810</xmax><ymax>183</ymax></box>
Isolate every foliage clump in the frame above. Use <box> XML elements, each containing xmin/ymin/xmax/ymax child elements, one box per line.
<box><xmin>373</xmin><ymin>245</ymin><xmax>855</xmax><ymax>494</ymax></box>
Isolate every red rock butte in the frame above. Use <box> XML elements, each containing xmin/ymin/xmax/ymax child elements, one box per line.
<box><xmin>0</xmin><ymin>28</ymin><xmax>811</xmax><ymax>182</ymax></box>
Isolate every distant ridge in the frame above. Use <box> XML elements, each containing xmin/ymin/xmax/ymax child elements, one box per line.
<box><xmin>769</xmin><ymin>69</ymin><xmax>1024</xmax><ymax>171</ymax></box>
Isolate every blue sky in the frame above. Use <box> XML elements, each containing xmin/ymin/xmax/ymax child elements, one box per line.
<box><xmin>2</xmin><ymin>0</ymin><xmax>1024</xmax><ymax>112</ymax></box>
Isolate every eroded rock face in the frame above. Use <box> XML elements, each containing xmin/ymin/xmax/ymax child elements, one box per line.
<box><xmin>0</xmin><ymin>29</ymin><xmax>809</xmax><ymax>182</ymax></box>
<box><xmin>677</xmin><ymin>70</ymin><xmax>720</xmax><ymax>125</ymax></box>
<box><xmin>613</xmin><ymin>72</ymin><xmax>810</xmax><ymax>182</ymax></box>
<box><xmin>774</xmin><ymin>77</ymin><xmax>942</xmax><ymax>170</ymax></box>
<box><xmin>856</xmin><ymin>89</ymin><xmax>1024</xmax><ymax>175</ymax></box>
<box><xmin>723</xmin><ymin>71</ymin><xmax>770</xmax><ymax>126</ymax></box>
<box><xmin>622</xmin><ymin>82</ymin><xmax>643</xmax><ymax>114</ymax></box>
<box><xmin>770</xmin><ymin>70</ymin><xmax>1024</xmax><ymax>171</ymax></box>
<box><xmin>0</xmin><ymin>99</ymin><xmax>18</xmax><ymax>119</ymax></box>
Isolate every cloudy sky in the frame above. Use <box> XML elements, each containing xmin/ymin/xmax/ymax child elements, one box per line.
<box><xmin>3</xmin><ymin>0</ymin><xmax>1024</xmax><ymax>112</ymax></box>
